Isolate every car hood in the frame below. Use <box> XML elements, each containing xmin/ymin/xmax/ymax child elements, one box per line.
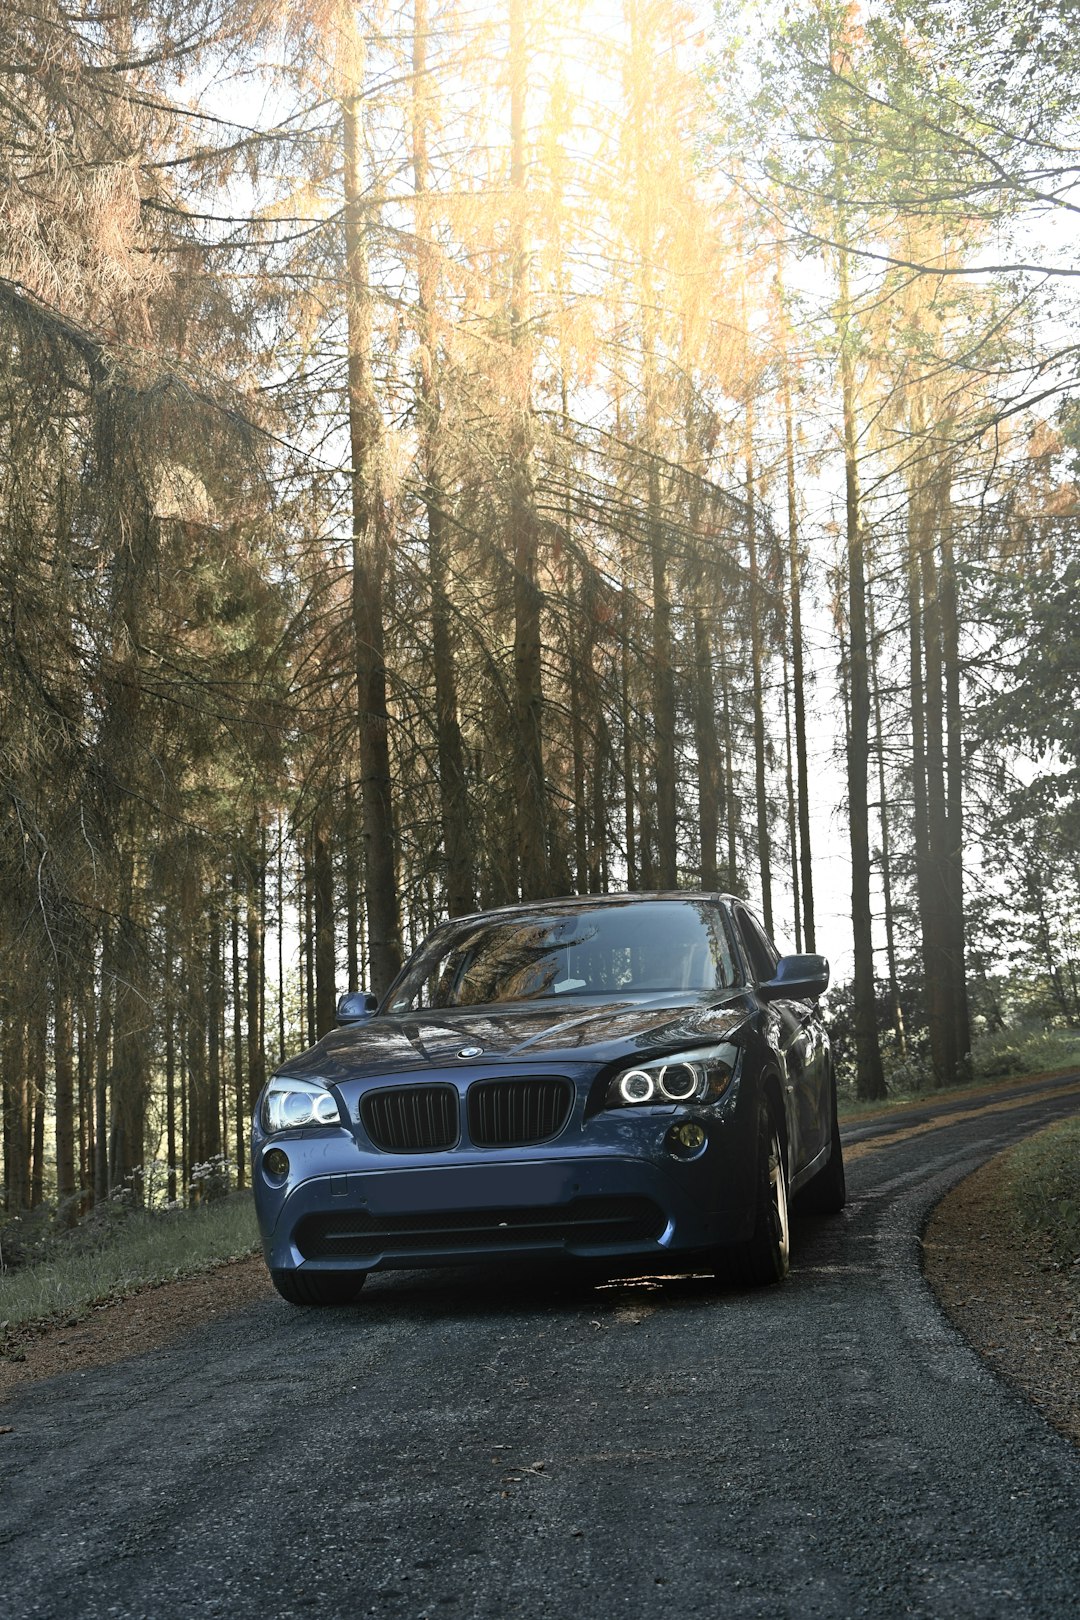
<box><xmin>277</xmin><ymin>994</ymin><xmax>754</xmax><ymax>1085</ymax></box>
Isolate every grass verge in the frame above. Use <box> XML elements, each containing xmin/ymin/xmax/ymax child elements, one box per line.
<box><xmin>1003</xmin><ymin>1116</ymin><xmax>1080</xmax><ymax>1269</ymax></box>
<box><xmin>0</xmin><ymin>1195</ymin><xmax>258</xmax><ymax>1345</ymax></box>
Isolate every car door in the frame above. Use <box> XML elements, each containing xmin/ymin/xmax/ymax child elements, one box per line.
<box><xmin>734</xmin><ymin>906</ymin><xmax>828</xmax><ymax>1175</ymax></box>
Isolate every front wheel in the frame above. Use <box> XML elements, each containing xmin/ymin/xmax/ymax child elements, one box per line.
<box><xmin>271</xmin><ymin>1269</ymin><xmax>366</xmax><ymax>1307</ymax></box>
<box><xmin>714</xmin><ymin>1100</ymin><xmax>790</xmax><ymax>1288</ymax></box>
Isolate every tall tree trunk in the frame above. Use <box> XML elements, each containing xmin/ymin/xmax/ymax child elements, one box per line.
<box><xmin>590</xmin><ymin>703</ymin><xmax>609</xmax><ymax>894</ymax></box>
<box><xmin>78</xmin><ymin>984</ymin><xmax>93</xmax><ymax>1209</ymax></box>
<box><xmin>313</xmin><ymin>812</ymin><xmax>337</xmax><ymax>1038</ymax></box>
<box><xmin>867</xmin><ymin>569</ymin><xmax>906</xmax><ymax>1055</ymax></box>
<box><xmin>165</xmin><ymin>957</ymin><xmax>177</xmax><ymax>1205</ymax></box>
<box><xmin>344</xmin><ymin>789</ymin><xmax>361</xmax><ymax>991</ymax></box>
<box><xmin>231</xmin><ymin>881</ymin><xmax>245</xmax><ymax>1188</ymax></box>
<box><xmin>109</xmin><ymin>876</ymin><xmax>148</xmax><ymax>1201</ymax></box>
<box><xmin>938</xmin><ymin>494</ymin><xmax>972</xmax><ymax>1080</ymax></box>
<box><xmin>907</xmin><ymin>499</ymin><xmax>935</xmax><ymax>1040</ymax></box>
<box><xmin>206</xmin><ymin>911</ymin><xmax>223</xmax><ymax>1162</ymax></box>
<box><xmin>179</xmin><ymin>1037</ymin><xmax>189</xmax><ymax>1203</ymax></box>
<box><xmin>508</xmin><ymin>0</ymin><xmax>548</xmax><ymax>900</ymax></box>
<box><xmin>413</xmin><ymin>0</ymin><xmax>472</xmax><ymax>917</ymax></box>
<box><xmin>94</xmin><ymin>923</ymin><xmax>111</xmax><ymax>1203</ymax></box>
<box><xmin>719</xmin><ymin>634</ymin><xmax>738</xmax><ymax>892</ymax></box>
<box><xmin>569</xmin><ymin>585</ymin><xmax>589</xmax><ymax>893</ymax></box>
<box><xmin>744</xmin><ymin>403</ymin><xmax>773</xmax><ymax>934</ymax></box>
<box><xmin>620</xmin><ymin>584</ymin><xmax>637</xmax><ymax>888</ymax></box>
<box><xmin>342</xmin><ymin>33</ymin><xmax>404</xmax><ymax>992</ymax></box>
<box><xmin>627</xmin><ymin>0</ymin><xmax>676</xmax><ymax>887</ymax></box>
<box><xmin>54</xmin><ymin>985</ymin><xmax>77</xmax><ymax>1220</ymax></box>
<box><xmin>302</xmin><ymin>834</ymin><xmax>315</xmax><ymax>1045</ymax></box>
<box><xmin>245</xmin><ymin>829</ymin><xmax>266</xmax><ymax>1113</ymax></box>
<box><xmin>29</xmin><ymin>996</ymin><xmax>45</xmax><ymax>1208</ymax></box>
<box><xmin>918</xmin><ymin>495</ymin><xmax>958</xmax><ymax>1085</ymax></box>
<box><xmin>781</xmin><ymin>347</ymin><xmax>815</xmax><ymax>950</ymax></box>
<box><xmin>781</xmin><ymin>637</ymin><xmax>802</xmax><ymax>952</ymax></box>
<box><xmin>838</xmin><ymin>248</ymin><xmax>885</xmax><ymax>1100</ymax></box>
<box><xmin>185</xmin><ymin>921</ymin><xmax>208</xmax><ymax>1180</ymax></box>
<box><xmin>693</xmin><ymin>598</ymin><xmax>721</xmax><ymax>891</ymax></box>
<box><xmin>2</xmin><ymin>999</ymin><xmax>30</xmax><ymax>1212</ymax></box>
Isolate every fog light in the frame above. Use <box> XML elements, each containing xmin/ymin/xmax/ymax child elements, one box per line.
<box><xmin>264</xmin><ymin>1148</ymin><xmax>290</xmax><ymax>1179</ymax></box>
<box><xmin>672</xmin><ymin>1122</ymin><xmax>706</xmax><ymax>1152</ymax></box>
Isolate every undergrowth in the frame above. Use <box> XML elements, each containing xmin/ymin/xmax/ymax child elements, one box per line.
<box><xmin>838</xmin><ymin>1024</ymin><xmax>1080</xmax><ymax>1117</ymax></box>
<box><xmin>1004</xmin><ymin>1117</ymin><xmax>1080</xmax><ymax>1269</ymax></box>
<box><xmin>0</xmin><ymin>1194</ymin><xmax>258</xmax><ymax>1340</ymax></box>
<box><xmin>971</xmin><ymin>1025</ymin><xmax>1080</xmax><ymax>1082</ymax></box>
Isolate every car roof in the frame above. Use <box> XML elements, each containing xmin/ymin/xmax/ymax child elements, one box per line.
<box><xmin>447</xmin><ymin>891</ymin><xmax>743</xmax><ymax>925</ymax></box>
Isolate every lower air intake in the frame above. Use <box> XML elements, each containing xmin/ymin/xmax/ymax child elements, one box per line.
<box><xmin>294</xmin><ymin>1196</ymin><xmax>666</xmax><ymax>1260</ymax></box>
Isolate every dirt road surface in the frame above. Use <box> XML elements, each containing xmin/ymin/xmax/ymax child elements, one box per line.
<box><xmin>2</xmin><ymin>1073</ymin><xmax>1079</xmax><ymax>1619</ymax></box>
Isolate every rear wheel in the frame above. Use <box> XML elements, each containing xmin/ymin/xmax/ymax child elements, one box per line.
<box><xmin>271</xmin><ymin>1269</ymin><xmax>366</xmax><ymax>1307</ymax></box>
<box><xmin>714</xmin><ymin>1099</ymin><xmax>790</xmax><ymax>1288</ymax></box>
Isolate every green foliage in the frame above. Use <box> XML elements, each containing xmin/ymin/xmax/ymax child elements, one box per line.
<box><xmin>716</xmin><ymin>0</ymin><xmax>1080</xmax><ymax>268</ymax></box>
<box><xmin>970</xmin><ymin>1024</ymin><xmax>1080</xmax><ymax>1081</ymax></box>
<box><xmin>1004</xmin><ymin>1117</ymin><xmax>1080</xmax><ymax>1268</ymax></box>
<box><xmin>0</xmin><ymin>1193</ymin><xmax>258</xmax><ymax>1338</ymax></box>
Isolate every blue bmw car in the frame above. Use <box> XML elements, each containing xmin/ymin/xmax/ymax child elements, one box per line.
<box><xmin>252</xmin><ymin>892</ymin><xmax>844</xmax><ymax>1305</ymax></box>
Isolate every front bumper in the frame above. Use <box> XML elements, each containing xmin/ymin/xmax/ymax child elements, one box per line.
<box><xmin>253</xmin><ymin>1102</ymin><xmax>757</xmax><ymax>1276</ymax></box>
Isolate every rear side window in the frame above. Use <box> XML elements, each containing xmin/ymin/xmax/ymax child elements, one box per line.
<box><xmin>734</xmin><ymin>907</ymin><xmax>779</xmax><ymax>984</ymax></box>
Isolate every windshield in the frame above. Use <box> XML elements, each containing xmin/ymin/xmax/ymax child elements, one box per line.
<box><xmin>387</xmin><ymin>900</ymin><xmax>738</xmax><ymax>1011</ymax></box>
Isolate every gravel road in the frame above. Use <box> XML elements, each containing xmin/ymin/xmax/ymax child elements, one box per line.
<box><xmin>2</xmin><ymin>1075</ymin><xmax>1079</xmax><ymax>1620</ymax></box>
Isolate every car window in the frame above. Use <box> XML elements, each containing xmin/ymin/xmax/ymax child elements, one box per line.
<box><xmin>734</xmin><ymin>906</ymin><xmax>779</xmax><ymax>984</ymax></box>
<box><xmin>388</xmin><ymin>900</ymin><xmax>739</xmax><ymax>1010</ymax></box>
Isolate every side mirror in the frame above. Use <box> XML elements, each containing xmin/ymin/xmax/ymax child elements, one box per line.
<box><xmin>336</xmin><ymin>990</ymin><xmax>379</xmax><ymax>1024</ymax></box>
<box><xmin>760</xmin><ymin>954</ymin><xmax>830</xmax><ymax>1003</ymax></box>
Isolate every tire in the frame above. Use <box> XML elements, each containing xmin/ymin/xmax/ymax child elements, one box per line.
<box><xmin>271</xmin><ymin>1269</ymin><xmax>366</xmax><ymax>1307</ymax></box>
<box><xmin>714</xmin><ymin>1098</ymin><xmax>790</xmax><ymax>1288</ymax></box>
<box><xmin>796</xmin><ymin>1082</ymin><xmax>846</xmax><ymax>1215</ymax></box>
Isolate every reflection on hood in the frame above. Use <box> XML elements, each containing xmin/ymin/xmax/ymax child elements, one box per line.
<box><xmin>278</xmin><ymin>996</ymin><xmax>753</xmax><ymax>1083</ymax></box>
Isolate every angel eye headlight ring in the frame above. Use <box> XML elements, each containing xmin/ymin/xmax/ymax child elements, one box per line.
<box><xmin>618</xmin><ymin>1068</ymin><xmax>656</xmax><ymax>1103</ymax></box>
<box><xmin>605</xmin><ymin>1044</ymin><xmax>740</xmax><ymax>1110</ymax></box>
<box><xmin>261</xmin><ymin>1077</ymin><xmax>342</xmax><ymax>1133</ymax></box>
<box><xmin>657</xmin><ymin>1062</ymin><xmax>698</xmax><ymax>1102</ymax></box>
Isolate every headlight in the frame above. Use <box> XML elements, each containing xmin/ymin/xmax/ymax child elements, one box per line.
<box><xmin>261</xmin><ymin>1076</ymin><xmax>341</xmax><ymax>1132</ymax></box>
<box><xmin>605</xmin><ymin>1044</ymin><xmax>739</xmax><ymax>1109</ymax></box>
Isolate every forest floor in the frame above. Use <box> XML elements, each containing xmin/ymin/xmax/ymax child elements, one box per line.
<box><xmin>0</xmin><ymin>1248</ymin><xmax>271</xmax><ymax>1403</ymax></box>
<box><xmin>2</xmin><ymin>1084</ymin><xmax>1079</xmax><ymax>1454</ymax></box>
<box><xmin>923</xmin><ymin>1138</ymin><xmax>1080</xmax><ymax>1450</ymax></box>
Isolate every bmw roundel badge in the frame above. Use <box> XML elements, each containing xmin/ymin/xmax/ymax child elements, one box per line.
<box><xmin>458</xmin><ymin>1045</ymin><xmax>483</xmax><ymax>1058</ymax></box>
